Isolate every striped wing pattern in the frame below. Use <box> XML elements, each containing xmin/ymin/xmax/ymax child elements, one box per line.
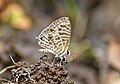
<box><xmin>37</xmin><ymin>17</ymin><xmax>71</xmax><ymax>56</ymax></box>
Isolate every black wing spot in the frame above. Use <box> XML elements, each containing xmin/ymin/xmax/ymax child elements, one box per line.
<box><xmin>67</xmin><ymin>50</ymin><xmax>70</xmax><ymax>55</ymax></box>
<box><xmin>50</xmin><ymin>29</ymin><xmax>55</xmax><ymax>32</ymax></box>
<box><xmin>49</xmin><ymin>42</ymin><xmax>52</xmax><ymax>44</ymax></box>
<box><xmin>58</xmin><ymin>28</ymin><xmax>62</xmax><ymax>31</ymax></box>
<box><xmin>60</xmin><ymin>25</ymin><xmax>66</xmax><ymax>27</ymax></box>
<box><xmin>40</xmin><ymin>37</ymin><xmax>43</xmax><ymax>40</ymax></box>
<box><xmin>55</xmin><ymin>37</ymin><xmax>60</xmax><ymax>40</ymax></box>
<box><xmin>48</xmin><ymin>35</ymin><xmax>53</xmax><ymax>40</ymax></box>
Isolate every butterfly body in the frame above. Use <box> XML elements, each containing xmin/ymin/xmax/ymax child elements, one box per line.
<box><xmin>36</xmin><ymin>17</ymin><xmax>71</xmax><ymax>63</ymax></box>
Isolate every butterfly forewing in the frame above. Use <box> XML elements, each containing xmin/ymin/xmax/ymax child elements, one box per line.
<box><xmin>37</xmin><ymin>17</ymin><xmax>71</xmax><ymax>56</ymax></box>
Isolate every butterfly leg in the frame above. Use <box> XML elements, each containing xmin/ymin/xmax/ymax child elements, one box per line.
<box><xmin>61</xmin><ymin>56</ymin><xmax>68</xmax><ymax>65</ymax></box>
<box><xmin>52</xmin><ymin>56</ymin><xmax>67</xmax><ymax>65</ymax></box>
<box><xmin>56</xmin><ymin>56</ymin><xmax>67</xmax><ymax>65</ymax></box>
<box><xmin>52</xmin><ymin>55</ymin><xmax>63</xmax><ymax>64</ymax></box>
<box><xmin>62</xmin><ymin>56</ymin><xmax>66</xmax><ymax>62</ymax></box>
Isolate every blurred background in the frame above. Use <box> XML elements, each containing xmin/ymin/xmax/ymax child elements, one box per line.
<box><xmin>0</xmin><ymin>0</ymin><xmax>120</xmax><ymax>84</ymax></box>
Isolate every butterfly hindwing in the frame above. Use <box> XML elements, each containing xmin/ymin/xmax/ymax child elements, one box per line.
<box><xmin>37</xmin><ymin>17</ymin><xmax>71</xmax><ymax>56</ymax></box>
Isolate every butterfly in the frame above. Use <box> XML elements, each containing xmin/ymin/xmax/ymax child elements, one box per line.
<box><xmin>36</xmin><ymin>17</ymin><xmax>71</xmax><ymax>64</ymax></box>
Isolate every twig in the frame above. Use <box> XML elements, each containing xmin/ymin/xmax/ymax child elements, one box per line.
<box><xmin>0</xmin><ymin>65</ymin><xmax>16</xmax><ymax>74</ymax></box>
